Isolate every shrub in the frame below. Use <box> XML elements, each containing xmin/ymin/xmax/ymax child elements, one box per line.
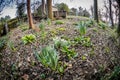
<box><xmin>76</xmin><ymin>21</ymin><xmax>87</xmax><ymax>36</ymax></box>
<box><xmin>22</xmin><ymin>34</ymin><xmax>36</xmax><ymax>44</ymax></box>
<box><xmin>7</xmin><ymin>19</ymin><xmax>18</xmax><ymax>28</ymax></box>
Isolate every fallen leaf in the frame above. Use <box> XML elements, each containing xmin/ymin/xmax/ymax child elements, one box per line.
<box><xmin>22</xmin><ymin>74</ymin><xmax>29</xmax><ymax>80</ymax></box>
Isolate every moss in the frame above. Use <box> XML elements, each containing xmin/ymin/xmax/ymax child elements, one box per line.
<box><xmin>55</xmin><ymin>20</ymin><xmax>64</xmax><ymax>25</ymax></box>
<box><xmin>81</xmin><ymin>55</ymin><xmax>87</xmax><ymax>60</ymax></box>
<box><xmin>56</xmin><ymin>27</ymin><xmax>66</xmax><ymax>31</ymax></box>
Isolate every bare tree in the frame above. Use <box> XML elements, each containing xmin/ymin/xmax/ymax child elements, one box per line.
<box><xmin>104</xmin><ymin>0</ymin><xmax>109</xmax><ymax>22</ymax></box>
<box><xmin>94</xmin><ymin>0</ymin><xmax>99</xmax><ymax>23</ymax></box>
<box><xmin>116</xmin><ymin>0</ymin><xmax>120</xmax><ymax>35</ymax></box>
<box><xmin>109</xmin><ymin>0</ymin><xmax>114</xmax><ymax>27</ymax></box>
<box><xmin>90</xmin><ymin>5</ymin><xmax>94</xmax><ymax>17</ymax></box>
<box><xmin>98</xmin><ymin>9</ymin><xmax>103</xmax><ymax>20</ymax></box>
<box><xmin>41</xmin><ymin>0</ymin><xmax>46</xmax><ymax>17</ymax></box>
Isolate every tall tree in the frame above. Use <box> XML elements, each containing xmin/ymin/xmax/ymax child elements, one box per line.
<box><xmin>98</xmin><ymin>9</ymin><xmax>102</xmax><ymax>20</ymax></box>
<box><xmin>109</xmin><ymin>0</ymin><xmax>114</xmax><ymax>27</ymax></box>
<box><xmin>116</xmin><ymin>0</ymin><xmax>120</xmax><ymax>35</ymax></box>
<box><xmin>27</xmin><ymin>0</ymin><xmax>35</xmax><ymax>29</ymax></box>
<box><xmin>104</xmin><ymin>0</ymin><xmax>109</xmax><ymax>22</ymax></box>
<box><xmin>94</xmin><ymin>0</ymin><xmax>99</xmax><ymax>23</ymax></box>
<box><xmin>41</xmin><ymin>0</ymin><xmax>46</xmax><ymax>17</ymax></box>
<box><xmin>55</xmin><ymin>3</ymin><xmax>70</xmax><ymax>13</ymax></box>
<box><xmin>90</xmin><ymin>5</ymin><xmax>94</xmax><ymax>17</ymax></box>
<box><xmin>113</xmin><ymin>4</ymin><xmax>119</xmax><ymax>23</ymax></box>
<box><xmin>47</xmin><ymin>0</ymin><xmax>53</xmax><ymax>19</ymax></box>
<box><xmin>16</xmin><ymin>1</ymin><xmax>26</xmax><ymax>21</ymax></box>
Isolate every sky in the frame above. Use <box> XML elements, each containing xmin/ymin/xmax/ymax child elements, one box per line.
<box><xmin>56</xmin><ymin>0</ymin><xmax>104</xmax><ymax>9</ymax></box>
<box><xmin>0</xmin><ymin>0</ymin><xmax>105</xmax><ymax>18</ymax></box>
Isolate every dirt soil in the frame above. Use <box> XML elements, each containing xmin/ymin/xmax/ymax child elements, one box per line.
<box><xmin>0</xmin><ymin>16</ymin><xmax>120</xmax><ymax>80</ymax></box>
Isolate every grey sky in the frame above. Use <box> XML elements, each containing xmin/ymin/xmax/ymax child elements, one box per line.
<box><xmin>56</xmin><ymin>0</ymin><xmax>103</xmax><ymax>8</ymax></box>
<box><xmin>0</xmin><ymin>0</ymin><xmax>105</xmax><ymax>18</ymax></box>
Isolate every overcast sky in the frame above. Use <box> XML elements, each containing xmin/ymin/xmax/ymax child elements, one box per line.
<box><xmin>0</xmin><ymin>0</ymin><xmax>105</xmax><ymax>18</ymax></box>
<box><xmin>56</xmin><ymin>0</ymin><xmax>104</xmax><ymax>9</ymax></box>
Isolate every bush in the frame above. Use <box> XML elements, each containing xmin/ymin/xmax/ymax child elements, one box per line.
<box><xmin>8</xmin><ymin>18</ymin><xmax>18</xmax><ymax>28</ymax></box>
<box><xmin>22</xmin><ymin>34</ymin><xmax>36</xmax><ymax>44</ymax></box>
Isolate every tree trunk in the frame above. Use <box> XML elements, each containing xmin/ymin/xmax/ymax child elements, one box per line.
<box><xmin>47</xmin><ymin>0</ymin><xmax>53</xmax><ymax>19</ymax></box>
<box><xmin>27</xmin><ymin>0</ymin><xmax>35</xmax><ymax>29</ymax></box>
<box><xmin>41</xmin><ymin>0</ymin><xmax>46</xmax><ymax>18</ymax></box>
<box><xmin>2</xmin><ymin>22</ymin><xmax>9</xmax><ymax>36</ymax></box>
<box><xmin>116</xmin><ymin>0</ymin><xmax>120</xmax><ymax>35</ymax></box>
<box><xmin>117</xmin><ymin>7</ymin><xmax>120</xmax><ymax>35</ymax></box>
<box><xmin>94</xmin><ymin>0</ymin><xmax>99</xmax><ymax>23</ymax></box>
<box><xmin>109</xmin><ymin>0</ymin><xmax>114</xmax><ymax>28</ymax></box>
<box><xmin>90</xmin><ymin>6</ymin><xmax>94</xmax><ymax>18</ymax></box>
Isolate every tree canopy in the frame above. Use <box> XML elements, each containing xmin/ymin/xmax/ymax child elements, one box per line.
<box><xmin>55</xmin><ymin>3</ymin><xmax>70</xmax><ymax>13</ymax></box>
<box><xmin>0</xmin><ymin>0</ymin><xmax>15</xmax><ymax>13</ymax></box>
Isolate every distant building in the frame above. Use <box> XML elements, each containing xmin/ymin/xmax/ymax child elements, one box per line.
<box><xmin>52</xmin><ymin>6</ymin><xmax>58</xmax><ymax>12</ymax></box>
<box><xmin>35</xmin><ymin>5</ymin><xmax>67</xmax><ymax>19</ymax></box>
